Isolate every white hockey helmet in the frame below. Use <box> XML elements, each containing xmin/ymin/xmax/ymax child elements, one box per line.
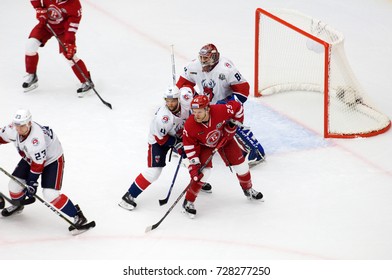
<box><xmin>163</xmin><ymin>86</ymin><xmax>180</xmax><ymax>99</ymax></box>
<box><xmin>13</xmin><ymin>109</ymin><xmax>32</xmax><ymax>126</ymax></box>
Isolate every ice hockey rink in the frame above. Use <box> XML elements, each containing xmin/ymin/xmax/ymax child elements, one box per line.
<box><xmin>1</xmin><ymin>0</ymin><xmax>392</xmax><ymax>279</ymax></box>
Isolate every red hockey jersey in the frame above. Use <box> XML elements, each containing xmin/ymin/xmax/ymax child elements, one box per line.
<box><xmin>30</xmin><ymin>0</ymin><xmax>82</xmax><ymax>44</ymax></box>
<box><xmin>183</xmin><ymin>100</ymin><xmax>244</xmax><ymax>163</ymax></box>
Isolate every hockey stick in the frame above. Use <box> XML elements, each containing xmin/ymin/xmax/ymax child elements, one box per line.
<box><xmin>0</xmin><ymin>166</ymin><xmax>95</xmax><ymax>231</ymax></box>
<box><xmin>0</xmin><ymin>191</ymin><xmax>36</xmax><ymax>206</ymax></box>
<box><xmin>45</xmin><ymin>24</ymin><xmax>112</xmax><ymax>110</ymax></box>
<box><xmin>0</xmin><ymin>191</ymin><xmax>16</xmax><ymax>206</ymax></box>
<box><xmin>146</xmin><ymin>140</ymin><xmax>224</xmax><ymax>233</ymax></box>
<box><xmin>159</xmin><ymin>156</ymin><xmax>182</xmax><ymax>206</ymax></box>
<box><xmin>170</xmin><ymin>44</ymin><xmax>176</xmax><ymax>86</ymax></box>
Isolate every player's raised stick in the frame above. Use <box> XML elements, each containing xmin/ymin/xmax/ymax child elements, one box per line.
<box><xmin>46</xmin><ymin>24</ymin><xmax>112</xmax><ymax>110</ymax></box>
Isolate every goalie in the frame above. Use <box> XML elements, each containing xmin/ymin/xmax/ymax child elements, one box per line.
<box><xmin>176</xmin><ymin>43</ymin><xmax>265</xmax><ymax>166</ymax></box>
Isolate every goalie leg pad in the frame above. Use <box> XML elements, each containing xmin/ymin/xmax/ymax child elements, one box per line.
<box><xmin>235</xmin><ymin>127</ymin><xmax>265</xmax><ymax>161</ymax></box>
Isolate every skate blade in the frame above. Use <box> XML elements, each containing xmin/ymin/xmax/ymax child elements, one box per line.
<box><xmin>77</xmin><ymin>87</ymin><xmax>93</xmax><ymax>98</ymax></box>
<box><xmin>118</xmin><ymin>201</ymin><xmax>136</xmax><ymax>211</ymax></box>
<box><xmin>23</xmin><ymin>83</ymin><xmax>39</xmax><ymax>93</ymax></box>
<box><xmin>247</xmin><ymin>197</ymin><xmax>265</xmax><ymax>202</ymax></box>
<box><xmin>182</xmin><ymin>209</ymin><xmax>196</xmax><ymax>219</ymax></box>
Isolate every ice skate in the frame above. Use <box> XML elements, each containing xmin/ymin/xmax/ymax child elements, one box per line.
<box><xmin>243</xmin><ymin>188</ymin><xmax>263</xmax><ymax>200</ymax></box>
<box><xmin>201</xmin><ymin>183</ymin><xmax>212</xmax><ymax>193</ymax></box>
<box><xmin>1</xmin><ymin>204</ymin><xmax>24</xmax><ymax>217</ymax></box>
<box><xmin>22</xmin><ymin>73</ymin><xmax>38</xmax><ymax>92</ymax></box>
<box><xmin>68</xmin><ymin>204</ymin><xmax>95</xmax><ymax>234</ymax></box>
<box><xmin>0</xmin><ymin>196</ymin><xmax>5</xmax><ymax>209</ymax></box>
<box><xmin>77</xmin><ymin>80</ymin><xmax>94</xmax><ymax>98</ymax></box>
<box><xmin>182</xmin><ymin>199</ymin><xmax>196</xmax><ymax>218</ymax></box>
<box><xmin>119</xmin><ymin>192</ymin><xmax>137</xmax><ymax>211</ymax></box>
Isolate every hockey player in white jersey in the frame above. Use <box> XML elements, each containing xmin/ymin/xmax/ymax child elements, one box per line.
<box><xmin>0</xmin><ymin>109</ymin><xmax>92</xmax><ymax>231</ymax></box>
<box><xmin>176</xmin><ymin>43</ymin><xmax>265</xmax><ymax>166</ymax></box>
<box><xmin>119</xmin><ymin>86</ymin><xmax>210</xmax><ymax>210</ymax></box>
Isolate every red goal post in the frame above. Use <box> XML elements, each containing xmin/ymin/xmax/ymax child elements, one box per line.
<box><xmin>254</xmin><ymin>8</ymin><xmax>391</xmax><ymax>138</ymax></box>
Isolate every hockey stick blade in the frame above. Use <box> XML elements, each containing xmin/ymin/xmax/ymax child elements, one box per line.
<box><xmin>145</xmin><ymin>224</ymin><xmax>157</xmax><ymax>233</ymax></box>
<box><xmin>158</xmin><ymin>198</ymin><xmax>168</xmax><ymax>206</ymax></box>
<box><xmin>92</xmin><ymin>87</ymin><xmax>112</xmax><ymax>110</ymax></box>
<box><xmin>68</xmin><ymin>220</ymin><xmax>96</xmax><ymax>232</ymax></box>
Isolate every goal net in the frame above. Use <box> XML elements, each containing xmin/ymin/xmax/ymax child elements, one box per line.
<box><xmin>254</xmin><ymin>8</ymin><xmax>390</xmax><ymax>138</ymax></box>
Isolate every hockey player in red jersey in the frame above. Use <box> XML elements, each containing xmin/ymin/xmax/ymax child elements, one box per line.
<box><xmin>23</xmin><ymin>0</ymin><xmax>93</xmax><ymax>97</ymax></box>
<box><xmin>182</xmin><ymin>95</ymin><xmax>263</xmax><ymax>217</ymax></box>
<box><xmin>0</xmin><ymin>109</ymin><xmax>94</xmax><ymax>232</ymax></box>
<box><xmin>176</xmin><ymin>43</ymin><xmax>265</xmax><ymax>166</ymax></box>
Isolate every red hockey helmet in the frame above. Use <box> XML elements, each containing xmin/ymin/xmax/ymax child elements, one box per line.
<box><xmin>198</xmin><ymin>44</ymin><xmax>220</xmax><ymax>72</ymax></box>
<box><xmin>191</xmin><ymin>95</ymin><xmax>210</xmax><ymax>109</ymax></box>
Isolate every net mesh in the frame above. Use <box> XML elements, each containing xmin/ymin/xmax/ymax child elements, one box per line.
<box><xmin>256</xmin><ymin>9</ymin><xmax>390</xmax><ymax>137</ymax></box>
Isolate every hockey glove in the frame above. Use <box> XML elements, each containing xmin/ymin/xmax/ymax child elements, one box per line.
<box><xmin>175</xmin><ymin>145</ymin><xmax>186</xmax><ymax>159</ymax></box>
<box><xmin>219</xmin><ymin>121</ymin><xmax>237</xmax><ymax>147</ymax></box>
<box><xmin>25</xmin><ymin>181</ymin><xmax>38</xmax><ymax>198</ymax></box>
<box><xmin>64</xmin><ymin>43</ymin><xmax>77</xmax><ymax>60</ymax></box>
<box><xmin>36</xmin><ymin>8</ymin><xmax>47</xmax><ymax>24</ymax></box>
<box><xmin>173</xmin><ymin>139</ymin><xmax>187</xmax><ymax>159</ymax></box>
<box><xmin>189</xmin><ymin>163</ymin><xmax>203</xmax><ymax>182</ymax></box>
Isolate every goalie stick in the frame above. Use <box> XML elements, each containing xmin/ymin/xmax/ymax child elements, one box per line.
<box><xmin>170</xmin><ymin>44</ymin><xmax>176</xmax><ymax>86</ymax></box>
<box><xmin>0</xmin><ymin>166</ymin><xmax>96</xmax><ymax>233</ymax></box>
<box><xmin>145</xmin><ymin>138</ymin><xmax>225</xmax><ymax>233</ymax></box>
<box><xmin>45</xmin><ymin>24</ymin><xmax>112</xmax><ymax>110</ymax></box>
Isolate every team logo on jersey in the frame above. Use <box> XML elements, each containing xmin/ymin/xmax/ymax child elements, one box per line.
<box><xmin>162</xmin><ymin>115</ymin><xmax>169</xmax><ymax>124</ymax></box>
<box><xmin>225</xmin><ymin>62</ymin><xmax>232</xmax><ymax>68</ymax></box>
<box><xmin>182</xmin><ymin>93</ymin><xmax>191</xmax><ymax>100</ymax></box>
<box><xmin>201</xmin><ymin>79</ymin><xmax>216</xmax><ymax>101</ymax></box>
<box><xmin>31</xmin><ymin>138</ymin><xmax>39</xmax><ymax>146</ymax></box>
<box><xmin>47</xmin><ymin>6</ymin><xmax>64</xmax><ymax>24</ymax></box>
<box><xmin>154</xmin><ymin>155</ymin><xmax>161</xmax><ymax>163</ymax></box>
<box><xmin>205</xmin><ymin>130</ymin><xmax>222</xmax><ymax>147</ymax></box>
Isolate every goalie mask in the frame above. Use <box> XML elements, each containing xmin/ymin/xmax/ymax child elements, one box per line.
<box><xmin>13</xmin><ymin>109</ymin><xmax>32</xmax><ymax>126</ymax></box>
<box><xmin>199</xmin><ymin>44</ymin><xmax>220</xmax><ymax>72</ymax></box>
